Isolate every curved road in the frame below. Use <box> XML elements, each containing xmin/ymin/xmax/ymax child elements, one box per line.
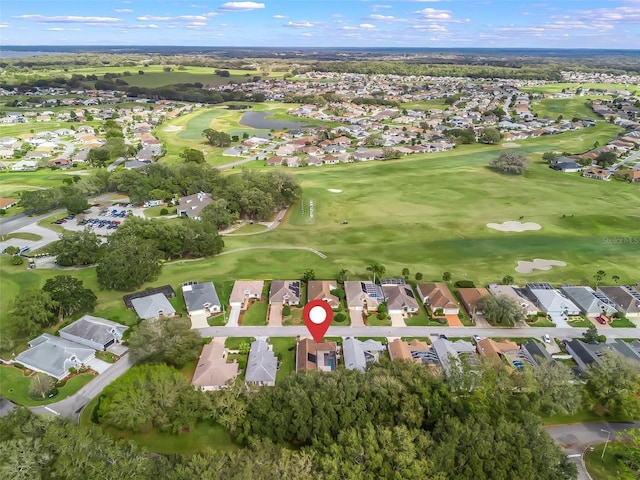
<box><xmin>546</xmin><ymin>421</ymin><xmax>640</xmax><ymax>480</ymax></box>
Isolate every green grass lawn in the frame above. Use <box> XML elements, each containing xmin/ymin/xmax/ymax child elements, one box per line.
<box><xmin>584</xmin><ymin>442</ymin><xmax>630</xmax><ymax>480</ymax></box>
<box><xmin>0</xmin><ymin>232</ymin><xmax>42</xmax><ymax>241</ymax></box>
<box><xmin>568</xmin><ymin>317</ymin><xmax>594</xmax><ymax>328</ymax></box>
<box><xmin>240</xmin><ymin>301</ymin><xmax>268</xmax><ymax>326</ymax></box>
<box><xmin>224</xmin><ymin>337</ymin><xmax>255</xmax><ymax>350</ymax></box>
<box><xmin>610</xmin><ymin>317</ymin><xmax>636</xmax><ymax>328</ymax></box>
<box><xmin>365</xmin><ymin>314</ymin><xmax>391</xmax><ymax>326</ymax></box>
<box><xmin>0</xmin><ymin>366</ymin><xmax>95</xmax><ymax>406</ymax></box>
<box><xmin>143</xmin><ymin>205</ymin><xmax>175</xmax><ymax>218</ymax></box>
<box><xmin>208</xmin><ymin>314</ymin><xmax>227</xmax><ymax>326</ymax></box>
<box><xmin>270</xmin><ymin>337</ymin><xmax>297</xmax><ymax>380</ymax></box>
<box><xmin>104</xmin><ymin>421</ymin><xmax>239</xmax><ymax>454</ymax></box>
<box><xmin>520</xmin><ymin>82</ymin><xmax>640</xmax><ymax>94</ymax></box>
<box><xmin>530</xmin><ymin>97</ymin><xmax>601</xmax><ymax>120</ymax></box>
<box><xmin>230</xmin><ymin>223</ymin><xmax>269</xmax><ymax>234</ymax></box>
<box><xmin>95</xmin><ymin>351</ymin><xmax>117</xmax><ymax>363</ymax></box>
<box><xmin>527</xmin><ymin>317</ymin><xmax>557</xmax><ymax>327</ymax></box>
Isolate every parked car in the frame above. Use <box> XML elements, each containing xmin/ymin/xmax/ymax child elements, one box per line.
<box><xmin>472</xmin><ymin>335</ymin><xmax>481</xmax><ymax>344</ymax></box>
<box><xmin>596</xmin><ymin>315</ymin><xmax>608</xmax><ymax>325</ymax></box>
<box><xmin>543</xmin><ymin>334</ymin><xmax>551</xmax><ymax>344</ymax></box>
<box><xmin>512</xmin><ymin>360</ymin><xmax>524</xmax><ymax>371</ymax></box>
<box><xmin>439</xmin><ymin>334</ymin><xmax>448</xmax><ymax>340</ymax></box>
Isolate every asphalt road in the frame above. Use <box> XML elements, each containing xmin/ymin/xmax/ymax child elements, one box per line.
<box><xmin>546</xmin><ymin>421</ymin><xmax>640</xmax><ymax>480</ymax></box>
<box><xmin>30</xmin><ymin>353</ymin><xmax>133</xmax><ymax>423</ymax></box>
<box><xmin>198</xmin><ymin>325</ymin><xmax>640</xmax><ymax>339</ymax></box>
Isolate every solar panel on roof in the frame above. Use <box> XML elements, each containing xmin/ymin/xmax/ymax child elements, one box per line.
<box><xmin>380</xmin><ymin>278</ymin><xmax>406</xmax><ymax>286</ymax></box>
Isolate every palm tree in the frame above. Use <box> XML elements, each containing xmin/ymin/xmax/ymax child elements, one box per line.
<box><xmin>366</xmin><ymin>263</ymin><xmax>386</xmax><ymax>284</ymax></box>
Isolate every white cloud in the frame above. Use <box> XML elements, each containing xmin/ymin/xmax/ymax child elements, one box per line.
<box><xmin>219</xmin><ymin>2</ymin><xmax>265</xmax><ymax>11</ymax></box>
<box><xmin>284</xmin><ymin>21</ymin><xmax>314</xmax><ymax>28</ymax></box>
<box><xmin>128</xmin><ymin>24</ymin><xmax>159</xmax><ymax>29</ymax></box>
<box><xmin>13</xmin><ymin>15</ymin><xmax>120</xmax><ymax>23</ymax></box>
<box><xmin>0</xmin><ymin>23</ymin><xmax>8</xmax><ymax>29</ymax></box>
<box><xmin>412</xmin><ymin>23</ymin><xmax>446</xmax><ymax>32</ymax></box>
<box><xmin>359</xmin><ymin>23</ymin><xmax>376</xmax><ymax>29</ymax></box>
<box><xmin>114</xmin><ymin>9</ymin><xmax>133</xmax><ymax>13</ymax></box>
<box><xmin>301</xmin><ymin>32</ymin><xmax>313</xmax><ymax>36</ymax></box>
<box><xmin>137</xmin><ymin>15</ymin><xmax>206</xmax><ymax>22</ymax></box>
<box><xmin>189</xmin><ymin>21</ymin><xmax>207</xmax><ymax>26</ymax></box>
<box><xmin>46</xmin><ymin>27</ymin><xmax>81</xmax><ymax>31</ymax></box>
<box><xmin>272</xmin><ymin>14</ymin><xmax>287</xmax><ymax>19</ymax></box>
<box><xmin>413</xmin><ymin>8</ymin><xmax>451</xmax><ymax>20</ymax></box>
<box><xmin>369</xmin><ymin>14</ymin><xmax>396</xmax><ymax>21</ymax></box>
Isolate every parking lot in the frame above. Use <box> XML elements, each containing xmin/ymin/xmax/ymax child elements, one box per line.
<box><xmin>53</xmin><ymin>204</ymin><xmax>146</xmax><ymax>236</ymax></box>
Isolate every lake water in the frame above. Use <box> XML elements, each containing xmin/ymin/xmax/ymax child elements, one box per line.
<box><xmin>239</xmin><ymin>111</ymin><xmax>312</xmax><ymax>130</ymax></box>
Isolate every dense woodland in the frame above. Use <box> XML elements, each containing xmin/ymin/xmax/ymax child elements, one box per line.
<box><xmin>1</xmin><ymin>359</ymin><xmax>589</xmax><ymax>480</ymax></box>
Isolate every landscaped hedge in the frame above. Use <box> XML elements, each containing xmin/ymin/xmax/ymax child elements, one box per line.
<box><xmin>454</xmin><ymin>280</ymin><xmax>476</xmax><ymax>288</ymax></box>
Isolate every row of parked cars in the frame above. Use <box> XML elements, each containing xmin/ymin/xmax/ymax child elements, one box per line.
<box><xmin>53</xmin><ymin>214</ymin><xmax>75</xmax><ymax>225</ymax></box>
<box><xmin>79</xmin><ymin>218</ymin><xmax>121</xmax><ymax>230</ymax></box>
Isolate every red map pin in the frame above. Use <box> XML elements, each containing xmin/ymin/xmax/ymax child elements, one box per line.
<box><xmin>302</xmin><ymin>299</ymin><xmax>334</xmax><ymax>343</ymax></box>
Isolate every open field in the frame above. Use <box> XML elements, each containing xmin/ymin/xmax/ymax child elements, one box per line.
<box><xmin>520</xmin><ymin>82</ymin><xmax>640</xmax><ymax>94</ymax></box>
<box><xmin>530</xmin><ymin>97</ymin><xmax>601</xmax><ymax>120</ymax></box>
<box><xmin>1</xmin><ymin>65</ymin><xmax>288</xmax><ymax>89</ymax></box>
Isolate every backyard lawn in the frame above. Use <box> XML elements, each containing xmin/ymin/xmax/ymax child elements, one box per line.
<box><xmin>0</xmin><ymin>366</ymin><xmax>95</xmax><ymax>406</ymax></box>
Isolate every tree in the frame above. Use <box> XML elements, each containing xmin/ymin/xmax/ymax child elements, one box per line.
<box><xmin>179</xmin><ymin>148</ymin><xmax>205</xmax><ymax>163</ymax></box>
<box><xmin>97</xmin><ymin>236</ymin><xmax>162</xmax><ymax>290</ymax></box>
<box><xmin>442</xmin><ymin>272</ymin><xmax>452</xmax><ymax>282</ymax></box>
<box><xmin>42</xmin><ymin>275</ymin><xmax>97</xmax><ymax>320</ymax></box>
<box><xmin>531</xmin><ymin>359</ymin><xmax>582</xmax><ymax>416</ymax></box>
<box><xmin>29</xmin><ymin>373</ymin><xmax>55</xmax><ymax>400</ymax></box>
<box><xmin>9</xmin><ymin>290</ymin><xmax>58</xmax><ymax>337</ymax></box>
<box><xmin>542</xmin><ymin>151</ymin><xmax>560</xmax><ymax>164</ymax></box>
<box><xmin>476</xmin><ymin>295</ymin><xmax>526</xmax><ymax>326</ymax></box>
<box><xmin>479</xmin><ymin>128</ymin><xmax>501</xmax><ymax>144</ymax></box>
<box><xmin>366</xmin><ymin>262</ymin><xmax>386</xmax><ymax>284</ymax></box>
<box><xmin>595</xmin><ymin>151</ymin><xmax>617</xmax><ymax>167</ymax></box>
<box><xmin>302</xmin><ymin>269</ymin><xmax>316</xmax><ymax>282</ymax></box>
<box><xmin>202</xmin><ymin>129</ymin><xmax>231</xmax><ymax>147</ymax></box>
<box><xmin>4</xmin><ymin>245</ymin><xmax>19</xmax><ymax>255</ymax></box>
<box><xmin>617</xmin><ymin>428</ymin><xmax>640</xmax><ymax>479</ymax></box>
<box><xmin>594</xmin><ymin>269</ymin><xmax>606</xmax><ymax>287</ymax></box>
<box><xmin>61</xmin><ymin>193</ymin><xmax>90</xmax><ymax>215</ymax></box>
<box><xmin>49</xmin><ymin>228</ymin><xmax>102</xmax><ymax>266</ymax></box>
<box><xmin>127</xmin><ymin>316</ymin><xmax>202</xmax><ymax>368</ymax></box>
<box><xmin>584</xmin><ymin>351</ymin><xmax>640</xmax><ymax>418</ymax></box>
<box><xmin>502</xmin><ymin>275</ymin><xmax>514</xmax><ymax>285</ymax></box>
<box><xmin>364</xmin><ymin>133</ymin><xmax>383</xmax><ymax>147</ymax></box>
<box><xmin>336</xmin><ymin>269</ymin><xmax>348</xmax><ymax>283</ymax></box>
<box><xmin>489</xmin><ymin>151</ymin><xmax>529</xmax><ymax>175</ymax></box>
<box><xmin>402</xmin><ymin>268</ymin><xmax>410</xmax><ymax>280</ymax></box>
<box><xmin>414</xmin><ymin>272</ymin><xmax>423</xmax><ymax>281</ymax></box>
<box><xmin>582</xmin><ymin>324</ymin><xmax>600</xmax><ymax>343</ymax></box>
<box><xmin>612</xmin><ymin>275</ymin><xmax>620</xmax><ymax>283</ymax></box>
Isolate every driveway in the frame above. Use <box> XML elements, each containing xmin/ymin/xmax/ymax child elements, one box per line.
<box><xmin>446</xmin><ymin>314</ymin><xmax>464</xmax><ymax>327</ymax></box>
<box><xmin>550</xmin><ymin>313</ymin><xmax>571</xmax><ymax>328</ymax></box>
<box><xmin>389</xmin><ymin>313</ymin><xmax>406</xmax><ymax>327</ymax></box>
<box><xmin>227</xmin><ymin>306</ymin><xmax>241</xmax><ymax>327</ymax></box>
<box><xmin>348</xmin><ymin>308</ymin><xmax>364</xmax><ymax>327</ymax></box>
<box><xmin>189</xmin><ymin>312</ymin><xmax>210</xmax><ymax>329</ymax></box>
<box><xmin>588</xmin><ymin>316</ymin><xmax>611</xmax><ymax>328</ymax></box>
<box><xmin>86</xmin><ymin>357</ymin><xmax>111</xmax><ymax>374</ymax></box>
<box><xmin>268</xmin><ymin>303</ymin><xmax>283</xmax><ymax>326</ymax></box>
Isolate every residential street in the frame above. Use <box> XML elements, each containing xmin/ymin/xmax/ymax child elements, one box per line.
<box><xmin>198</xmin><ymin>325</ymin><xmax>640</xmax><ymax>340</ymax></box>
<box><xmin>30</xmin><ymin>353</ymin><xmax>133</xmax><ymax>424</ymax></box>
<box><xmin>546</xmin><ymin>421</ymin><xmax>640</xmax><ymax>480</ymax></box>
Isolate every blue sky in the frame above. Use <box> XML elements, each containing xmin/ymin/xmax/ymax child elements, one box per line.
<box><xmin>1</xmin><ymin>1</ymin><xmax>639</xmax><ymax>48</ymax></box>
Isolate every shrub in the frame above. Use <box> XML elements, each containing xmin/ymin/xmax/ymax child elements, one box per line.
<box><xmin>68</xmin><ymin>367</ymin><xmax>77</xmax><ymax>374</ymax></box>
<box><xmin>55</xmin><ymin>379</ymin><xmax>67</xmax><ymax>388</ymax></box>
<box><xmin>160</xmin><ymin>208</ymin><xmax>169</xmax><ymax>215</ymax></box>
<box><xmin>378</xmin><ymin>302</ymin><xmax>387</xmax><ymax>314</ymax></box>
<box><xmin>282</xmin><ymin>305</ymin><xmax>291</xmax><ymax>316</ymax></box>
<box><xmin>434</xmin><ymin>308</ymin><xmax>444</xmax><ymax>317</ymax></box>
<box><xmin>334</xmin><ymin>312</ymin><xmax>347</xmax><ymax>323</ymax></box>
<box><xmin>376</xmin><ymin>312</ymin><xmax>386</xmax><ymax>321</ymax></box>
<box><xmin>454</xmin><ymin>280</ymin><xmax>475</xmax><ymax>288</ymax></box>
<box><xmin>13</xmin><ymin>363</ymin><xmax>24</xmax><ymax>369</ymax></box>
<box><xmin>11</xmin><ymin>256</ymin><xmax>24</xmax><ymax>265</ymax></box>
<box><xmin>598</xmin><ymin>335</ymin><xmax>607</xmax><ymax>343</ymax></box>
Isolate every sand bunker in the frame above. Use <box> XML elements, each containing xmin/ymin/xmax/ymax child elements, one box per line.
<box><xmin>487</xmin><ymin>221</ymin><xmax>541</xmax><ymax>232</ymax></box>
<box><xmin>328</xmin><ymin>189</ymin><xmax>342</xmax><ymax>193</ymax></box>
<box><xmin>515</xmin><ymin>259</ymin><xmax>566</xmax><ymax>274</ymax></box>
<box><xmin>163</xmin><ymin>125</ymin><xmax>184</xmax><ymax>132</ymax></box>
<box><xmin>502</xmin><ymin>142</ymin><xmax>520</xmax><ymax>148</ymax></box>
